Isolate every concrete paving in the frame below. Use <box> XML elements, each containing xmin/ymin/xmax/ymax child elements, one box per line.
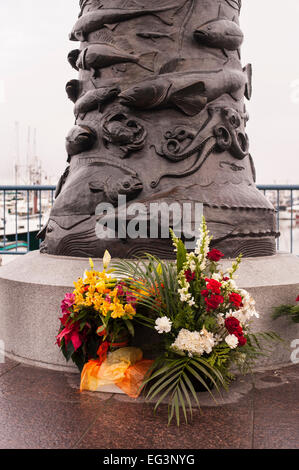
<box><xmin>0</xmin><ymin>358</ymin><xmax>298</xmax><ymax>449</ymax></box>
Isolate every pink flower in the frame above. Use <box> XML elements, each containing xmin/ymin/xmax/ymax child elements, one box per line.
<box><xmin>126</xmin><ymin>292</ymin><xmax>137</xmax><ymax>308</ymax></box>
<box><xmin>56</xmin><ymin>321</ymin><xmax>82</xmax><ymax>351</ymax></box>
<box><xmin>61</xmin><ymin>293</ymin><xmax>75</xmax><ymax>315</ymax></box>
<box><xmin>116</xmin><ymin>284</ymin><xmax>125</xmax><ymax>296</ymax></box>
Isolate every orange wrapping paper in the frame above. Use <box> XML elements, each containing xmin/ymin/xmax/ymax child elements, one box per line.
<box><xmin>116</xmin><ymin>359</ymin><xmax>154</xmax><ymax>398</ymax></box>
<box><xmin>80</xmin><ymin>347</ymin><xmax>153</xmax><ymax>397</ymax></box>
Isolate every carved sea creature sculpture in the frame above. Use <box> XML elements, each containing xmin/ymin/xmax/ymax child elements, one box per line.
<box><xmin>65</xmin><ymin>125</ymin><xmax>97</xmax><ymax>161</ymax></box>
<box><xmin>119</xmin><ymin>66</ymin><xmax>251</xmax><ymax>116</ymax></box>
<box><xmin>67</xmin><ymin>49</ymin><xmax>80</xmax><ymax>70</ymax></box>
<box><xmin>65</xmin><ymin>79</ymin><xmax>81</xmax><ymax>103</ymax></box>
<box><xmin>136</xmin><ymin>31</ymin><xmax>176</xmax><ymax>42</ymax></box>
<box><xmin>194</xmin><ymin>4</ymin><xmax>243</xmax><ymax>57</ymax></box>
<box><xmin>74</xmin><ymin>86</ymin><xmax>120</xmax><ymax>118</ymax></box>
<box><xmin>79</xmin><ymin>0</ymin><xmax>103</xmax><ymax>18</ymax></box>
<box><xmin>225</xmin><ymin>0</ymin><xmax>242</xmax><ymax>11</ymax></box>
<box><xmin>89</xmin><ymin>174</ymin><xmax>143</xmax><ymax>205</ymax></box>
<box><xmin>76</xmin><ymin>43</ymin><xmax>157</xmax><ymax>77</ymax></box>
<box><xmin>69</xmin><ymin>4</ymin><xmax>183</xmax><ymax>41</ymax></box>
<box><xmin>213</xmin><ymin>107</ymin><xmax>249</xmax><ymax>159</ymax></box>
<box><xmin>55</xmin><ymin>166</ymin><xmax>71</xmax><ymax>199</ymax></box>
<box><xmin>101</xmin><ymin>111</ymin><xmax>147</xmax><ymax>158</ymax></box>
<box><xmin>194</xmin><ymin>19</ymin><xmax>243</xmax><ymax>52</ymax></box>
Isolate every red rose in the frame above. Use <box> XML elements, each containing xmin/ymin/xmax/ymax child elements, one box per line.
<box><xmin>236</xmin><ymin>335</ymin><xmax>247</xmax><ymax>347</ymax></box>
<box><xmin>235</xmin><ymin>326</ymin><xmax>244</xmax><ymax>335</ymax></box>
<box><xmin>223</xmin><ymin>276</ymin><xmax>230</xmax><ymax>282</ymax></box>
<box><xmin>185</xmin><ymin>270</ymin><xmax>195</xmax><ymax>283</ymax></box>
<box><xmin>207</xmin><ymin>249</ymin><xmax>224</xmax><ymax>262</ymax></box>
<box><xmin>225</xmin><ymin>316</ymin><xmax>241</xmax><ymax>334</ymax></box>
<box><xmin>229</xmin><ymin>292</ymin><xmax>243</xmax><ymax>308</ymax></box>
<box><xmin>201</xmin><ymin>289</ymin><xmax>209</xmax><ymax>298</ymax></box>
<box><xmin>296</xmin><ymin>296</ymin><xmax>299</xmax><ymax>302</ymax></box>
<box><xmin>205</xmin><ymin>294</ymin><xmax>224</xmax><ymax>311</ymax></box>
<box><xmin>205</xmin><ymin>278</ymin><xmax>222</xmax><ymax>294</ymax></box>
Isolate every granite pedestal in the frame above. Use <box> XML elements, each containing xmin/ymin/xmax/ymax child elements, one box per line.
<box><xmin>0</xmin><ymin>251</ymin><xmax>298</xmax><ymax>372</ymax></box>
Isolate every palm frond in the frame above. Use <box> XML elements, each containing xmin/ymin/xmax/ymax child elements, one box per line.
<box><xmin>143</xmin><ymin>354</ymin><xmax>224</xmax><ymax>426</ymax></box>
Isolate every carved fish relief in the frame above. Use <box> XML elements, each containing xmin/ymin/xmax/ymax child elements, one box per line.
<box><xmin>119</xmin><ymin>66</ymin><xmax>251</xmax><ymax>116</ymax></box>
<box><xmin>65</xmin><ymin>125</ymin><xmax>97</xmax><ymax>161</ymax></box>
<box><xmin>69</xmin><ymin>4</ymin><xmax>183</xmax><ymax>41</ymax></box>
<box><xmin>76</xmin><ymin>43</ymin><xmax>157</xmax><ymax>77</ymax></box>
<box><xmin>89</xmin><ymin>174</ymin><xmax>143</xmax><ymax>205</ymax></box>
<box><xmin>55</xmin><ymin>166</ymin><xmax>71</xmax><ymax>199</ymax></box>
<box><xmin>136</xmin><ymin>31</ymin><xmax>177</xmax><ymax>42</ymax></box>
<box><xmin>79</xmin><ymin>0</ymin><xmax>103</xmax><ymax>18</ymax></box>
<box><xmin>194</xmin><ymin>4</ymin><xmax>243</xmax><ymax>58</ymax></box>
<box><xmin>65</xmin><ymin>79</ymin><xmax>81</xmax><ymax>103</ymax></box>
<box><xmin>74</xmin><ymin>86</ymin><xmax>120</xmax><ymax>118</ymax></box>
<box><xmin>194</xmin><ymin>19</ymin><xmax>243</xmax><ymax>52</ymax></box>
<box><xmin>68</xmin><ymin>49</ymin><xmax>81</xmax><ymax>70</ymax></box>
<box><xmin>225</xmin><ymin>0</ymin><xmax>242</xmax><ymax>12</ymax></box>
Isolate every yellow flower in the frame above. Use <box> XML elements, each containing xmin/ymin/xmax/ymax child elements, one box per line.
<box><xmin>111</xmin><ymin>302</ymin><xmax>125</xmax><ymax>319</ymax></box>
<box><xmin>73</xmin><ymin>293</ymin><xmax>85</xmax><ymax>309</ymax></box>
<box><xmin>95</xmin><ymin>279</ymin><xmax>107</xmax><ymax>294</ymax></box>
<box><xmin>124</xmin><ymin>304</ymin><xmax>136</xmax><ymax>319</ymax></box>
<box><xmin>83</xmin><ymin>270</ymin><xmax>98</xmax><ymax>286</ymax></box>
<box><xmin>101</xmin><ymin>301</ymin><xmax>113</xmax><ymax>317</ymax></box>
<box><xmin>74</xmin><ymin>278</ymin><xmax>84</xmax><ymax>292</ymax></box>
<box><xmin>89</xmin><ymin>258</ymin><xmax>94</xmax><ymax>269</ymax></box>
<box><xmin>93</xmin><ymin>293</ymin><xmax>104</xmax><ymax>311</ymax></box>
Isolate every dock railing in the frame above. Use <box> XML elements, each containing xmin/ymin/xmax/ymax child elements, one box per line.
<box><xmin>0</xmin><ymin>184</ymin><xmax>298</xmax><ymax>256</ymax></box>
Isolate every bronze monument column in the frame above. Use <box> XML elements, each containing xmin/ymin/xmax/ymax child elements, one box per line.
<box><xmin>40</xmin><ymin>0</ymin><xmax>277</xmax><ymax>258</ymax></box>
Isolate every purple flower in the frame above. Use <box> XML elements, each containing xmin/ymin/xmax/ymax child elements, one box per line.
<box><xmin>116</xmin><ymin>285</ymin><xmax>125</xmax><ymax>296</ymax></box>
<box><xmin>126</xmin><ymin>292</ymin><xmax>137</xmax><ymax>308</ymax></box>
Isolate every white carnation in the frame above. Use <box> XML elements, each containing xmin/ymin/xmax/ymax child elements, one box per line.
<box><xmin>171</xmin><ymin>328</ymin><xmax>215</xmax><ymax>357</ymax></box>
<box><xmin>212</xmin><ymin>273</ymin><xmax>222</xmax><ymax>281</ymax></box>
<box><xmin>225</xmin><ymin>334</ymin><xmax>239</xmax><ymax>349</ymax></box>
<box><xmin>155</xmin><ymin>316</ymin><xmax>172</xmax><ymax>334</ymax></box>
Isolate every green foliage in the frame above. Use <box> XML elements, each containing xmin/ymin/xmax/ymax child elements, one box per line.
<box><xmin>61</xmin><ymin>330</ymin><xmax>101</xmax><ymax>372</ymax></box>
<box><xmin>144</xmin><ymin>354</ymin><xmax>226</xmax><ymax>426</ymax></box>
<box><xmin>272</xmin><ymin>304</ymin><xmax>299</xmax><ymax>323</ymax></box>
<box><xmin>113</xmin><ymin>255</ymin><xmax>180</xmax><ymax>321</ymax></box>
<box><xmin>206</xmin><ymin>345</ymin><xmax>231</xmax><ymax>374</ymax></box>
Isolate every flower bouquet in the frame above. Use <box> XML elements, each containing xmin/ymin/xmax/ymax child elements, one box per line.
<box><xmin>113</xmin><ymin>217</ymin><xmax>281</xmax><ymax>425</ymax></box>
<box><xmin>56</xmin><ymin>252</ymin><xmax>151</xmax><ymax>385</ymax></box>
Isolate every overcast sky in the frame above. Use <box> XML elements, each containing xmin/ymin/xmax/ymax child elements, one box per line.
<box><xmin>0</xmin><ymin>0</ymin><xmax>299</xmax><ymax>185</ymax></box>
